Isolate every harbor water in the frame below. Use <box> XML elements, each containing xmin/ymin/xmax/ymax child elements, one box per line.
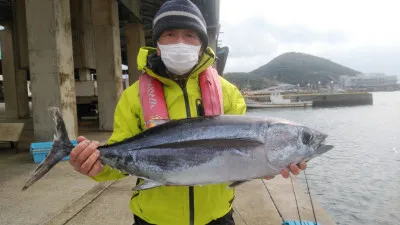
<box><xmin>246</xmin><ymin>91</ymin><xmax>400</xmax><ymax>225</ymax></box>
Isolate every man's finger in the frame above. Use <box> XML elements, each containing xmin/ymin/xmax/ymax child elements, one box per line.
<box><xmin>75</xmin><ymin>141</ymin><xmax>99</xmax><ymax>169</ymax></box>
<box><xmin>289</xmin><ymin>163</ymin><xmax>300</xmax><ymax>175</ymax></box>
<box><xmin>70</xmin><ymin>140</ymin><xmax>91</xmax><ymax>163</ymax></box>
<box><xmin>281</xmin><ymin>169</ymin><xmax>289</xmax><ymax>178</ymax></box>
<box><xmin>77</xmin><ymin>136</ymin><xmax>87</xmax><ymax>143</ymax></box>
<box><xmin>80</xmin><ymin>150</ymin><xmax>100</xmax><ymax>174</ymax></box>
<box><xmin>88</xmin><ymin>160</ymin><xmax>104</xmax><ymax>177</ymax></box>
<box><xmin>298</xmin><ymin>161</ymin><xmax>307</xmax><ymax>170</ymax></box>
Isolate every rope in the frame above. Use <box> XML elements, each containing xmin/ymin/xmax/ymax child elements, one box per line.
<box><xmin>304</xmin><ymin>170</ymin><xmax>318</xmax><ymax>224</ymax></box>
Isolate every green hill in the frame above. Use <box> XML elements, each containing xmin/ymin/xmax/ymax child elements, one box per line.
<box><xmin>251</xmin><ymin>52</ymin><xmax>361</xmax><ymax>85</ymax></box>
<box><xmin>224</xmin><ymin>52</ymin><xmax>362</xmax><ymax>90</ymax></box>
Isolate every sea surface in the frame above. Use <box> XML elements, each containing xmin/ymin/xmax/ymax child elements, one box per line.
<box><xmin>246</xmin><ymin>91</ymin><xmax>400</xmax><ymax>225</ymax></box>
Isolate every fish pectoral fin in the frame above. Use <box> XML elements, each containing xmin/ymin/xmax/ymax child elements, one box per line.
<box><xmin>132</xmin><ymin>180</ymin><xmax>164</xmax><ymax>191</ymax></box>
<box><xmin>228</xmin><ymin>180</ymin><xmax>250</xmax><ymax>188</ymax></box>
<box><xmin>231</xmin><ymin>149</ymin><xmax>251</xmax><ymax>157</ymax></box>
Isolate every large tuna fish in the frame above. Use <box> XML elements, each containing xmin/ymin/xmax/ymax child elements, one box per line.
<box><xmin>22</xmin><ymin>107</ymin><xmax>333</xmax><ymax>191</ymax></box>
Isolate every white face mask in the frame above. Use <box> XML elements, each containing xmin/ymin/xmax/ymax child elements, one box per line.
<box><xmin>157</xmin><ymin>42</ymin><xmax>201</xmax><ymax>76</ymax></box>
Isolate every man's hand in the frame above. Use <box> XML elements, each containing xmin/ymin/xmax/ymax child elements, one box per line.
<box><xmin>264</xmin><ymin>161</ymin><xmax>307</xmax><ymax>180</ymax></box>
<box><xmin>69</xmin><ymin>136</ymin><xmax>104</xmax><ymax>177</ymax></box>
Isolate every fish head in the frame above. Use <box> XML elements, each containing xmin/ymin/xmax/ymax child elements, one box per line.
<box><xmin>298</xmin><ymin>126</ymin><xmax>334</xmax><ymax>161</ymax></box>
<box><xmin>263</xmin><ymin>118</ymin><xmax>334</xmax><ymax>169</ymax></box>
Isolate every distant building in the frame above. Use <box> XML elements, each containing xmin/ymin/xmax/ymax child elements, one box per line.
<box><xmin>339</xmin><ymin>73</ymin><xmax>398</xmax><ymax>91</ymax></box>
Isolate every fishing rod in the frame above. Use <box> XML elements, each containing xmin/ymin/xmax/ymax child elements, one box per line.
<box><xmin>261</xmin><ymin>171</ymin><xmax>320</xmax><ymax>225</ymax></box>
<box><xmin>304</xmin><ymin>170</ymin><xmax>318</xmax><ymax>224</ymax></box>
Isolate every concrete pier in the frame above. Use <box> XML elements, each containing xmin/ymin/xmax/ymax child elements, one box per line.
<box><xmin>247</xmin><ymin>92</ymin><xmax>374</xmax><ymax>108</ymax></box>
<box><xmin>296</xmin><ymin>92</ymin><xmax>374</xmax><ymax>107</ymax></box>
<box><xmin>0</xmin><ymin>153</ymin><xmax>336</xmax><ymax>225</ymax></box>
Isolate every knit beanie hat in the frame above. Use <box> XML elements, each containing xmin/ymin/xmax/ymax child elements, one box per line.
<box><xmin>152</xmin><ymin>0</ymin><xmax>208</xmax><ymax>49</ymax></box>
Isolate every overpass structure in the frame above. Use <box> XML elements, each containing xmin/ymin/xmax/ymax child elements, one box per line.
<box><xmin>0</xmin><ymin>0</ymin><xmax>226</xmax><ymax>141</ymax></box>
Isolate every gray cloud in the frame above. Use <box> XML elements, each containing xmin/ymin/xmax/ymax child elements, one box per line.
<box><xmin>320</xmin><ymin>46</ymin><xmax>400</xmax><ymax>76</ymax></box>
<box><xmin>219</xmin><ymin>17</ymin><xmax>348</xmax><ymax>58</ymax></box>
<box><xmin>220</xmin><ymin>18</ymin><xmax>400</xmax><ymax>77</ymax></box>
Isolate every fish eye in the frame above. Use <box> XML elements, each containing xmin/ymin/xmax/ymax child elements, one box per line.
<box><xmin>302</xmin><ymin>129</ymin><xmax>313</xmax><ymax>145</ymax></box>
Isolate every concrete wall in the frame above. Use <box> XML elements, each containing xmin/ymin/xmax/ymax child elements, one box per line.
<box><xmin>306</xmin><ymin>93</ymin><xmax>373</xmax><ymax>107</ymax></box>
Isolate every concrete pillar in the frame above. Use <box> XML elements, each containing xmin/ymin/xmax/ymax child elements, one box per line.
<box><xmin>12</xmin><ymin>0</ymin><xmax>29</xmax><ymax>69</ymax></box>
<box><xmin>92</xmin><ymin>0</ymin><xmax>123</xmax><ymax>131</ymax></box>
<box><xmin>0</xmin><ymin>25</ymin><xmax>29</xmax><ymax>119</ymax></box>
<box><xmin>70</xmin><ymin>0</ymin><xmax>96</xmax><ymax>70</ymax></box>
<box><xmin>12</xmin><ymin>0</ymin><xmax>30</xmax><ymax>117</ymax></box>
<box><xmin>79</xmin><ymin>68</ymin><xmax>91</xmax><ymax>81</ymax></box>
<box><xmin>25</xmin><ymin>0</ymin><xmax>78</xmax><ymax>141</ymax></box>
<box><xmin>126</xmin><ymin>22</ymin><xmax>145</xmax><ymax>85</ymax></box>
<box><xmin>207</xmin><ymin>28</ymin><xmax>218</xmax><ymax>53</ymax></box>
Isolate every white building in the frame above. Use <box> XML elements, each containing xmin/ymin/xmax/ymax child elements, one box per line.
<box><xmin>339</xmin><ymin>73</ymin><xmax>398</xmax><ymax>91</ymax></box>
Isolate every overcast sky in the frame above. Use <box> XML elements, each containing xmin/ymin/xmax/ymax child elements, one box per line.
<box><xmin>219</xmin><ymin>0</ymin><xmax>400</xmax><ymax>76</ymax></box>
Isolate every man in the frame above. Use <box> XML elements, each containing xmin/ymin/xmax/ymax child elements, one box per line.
<box><xmin>69</xmin><ymin>0</ymin><xmax>307</xmax><ymax>224</ymax></box>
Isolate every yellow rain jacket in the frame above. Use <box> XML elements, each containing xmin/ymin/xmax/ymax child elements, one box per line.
<box><xmin>91</xmin><ymin>46</ymin><xmax>246</xmax><ymax>225</ymax></box>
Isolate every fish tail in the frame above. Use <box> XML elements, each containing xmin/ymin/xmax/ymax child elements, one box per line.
<box><xmin>22</xmin><ymin>107</ymin><xmax>75</xmax><ymax>191</ymax></box>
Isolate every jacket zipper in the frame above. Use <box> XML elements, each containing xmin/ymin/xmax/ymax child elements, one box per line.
<box><xmin>189</xmin><ymin>186</ymin><xmax>194</xmax><ymax>225</ymax></box>
<box><xmin>183</xmin><ymin>86</ymin><xmax>194</xmax><ymax>225</ymax></box>
<box><xmin>176</xmin><ymin>80</ymin><xmax>194</xmax><ymax>225</ymax></box>
<box><xmin>181</xmin><ymin>84</ymin><xmax>192</xmax><ymax>119</ymax></box>
<box><xmin>174</xmin><ymin>57</ymin><xmax>212</xmax><ymax>225</ymax></box>
<box><xmin>141</xmin><ymin>53</ymin><xmax>215</xmax><ymax>225</ymax></box>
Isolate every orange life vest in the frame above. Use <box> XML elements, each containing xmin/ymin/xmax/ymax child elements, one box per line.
<box><xmin>139</xmin><ymin>67</ymin><xmax>224</xmax><ymax>128</ymax></box>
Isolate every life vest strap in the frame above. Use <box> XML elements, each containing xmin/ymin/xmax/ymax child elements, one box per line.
<box><xmin>139</xmin><ymin>67</ymin><xmax>223</xmax><ymax>129</ymax></box>
<box><xmin>139</xmin><ymin>74</ymin><xmax>170</xmax><ymax>128</ymax></box>
<box><xmin>199</xmin><ymin>67</ymin><xmax>224</xmax><ymax>116</ymax></box>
